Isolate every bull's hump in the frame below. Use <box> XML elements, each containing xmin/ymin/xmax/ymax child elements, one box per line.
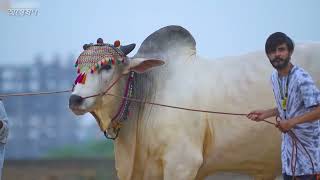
<box><xmin>134</xmin><ymin>25</ymin><xmax>196</xmax><ymax>61</ymax></box>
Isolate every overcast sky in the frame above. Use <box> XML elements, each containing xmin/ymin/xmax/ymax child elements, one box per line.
<box><xmin>1</xmin><ymin>0</ymin><xmax>320</xmax><ymax>65</ymax></box>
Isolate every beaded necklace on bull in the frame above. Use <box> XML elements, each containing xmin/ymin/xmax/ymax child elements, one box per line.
<box><xmin>74</xmin><ymin>38</ymin><xmax>135</xmax><ymax>139</ymax></box>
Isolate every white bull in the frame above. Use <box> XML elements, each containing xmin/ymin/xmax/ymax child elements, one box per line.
<box><xmin>69</xmin><ymin>25</ymin><xmax>320</xmax><ymax>180</ymax></box>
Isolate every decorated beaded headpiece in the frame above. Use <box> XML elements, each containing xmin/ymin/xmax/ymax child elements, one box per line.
<box><xmin>74</xmin><ymin>38</ymin><xmax>126</xmax><ymax>85</ymax></box>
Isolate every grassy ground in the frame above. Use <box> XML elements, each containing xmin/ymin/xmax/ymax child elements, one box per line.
<box><xmin>4</xmin><ymin>141</ymin><xmax>283</xmax><ymax>180</ymax></box>
<box><xmin>46</xmin><ymin>140</ymin><xmax>114</xmax><ymax>159</ymax></box>
<box><xmin>3</xmin><ymin>159</ymin><xmax>117</xmax><ymax>180</ymax></box>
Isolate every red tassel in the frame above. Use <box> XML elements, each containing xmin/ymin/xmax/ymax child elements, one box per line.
<box><xmin>114</xmin><ymin>40</ymin><xmax>120</xmax><ymax>47</ymax></box>
<box><xmin>80</xmin><ymin>73</ymin><xmax>86</xmax><ymax>84</ymax></box>
<box><xmin>74</xmin><ymin>73</ymin><xmax>83</xmax><ymax>84</ymax></box>
<box><xmin>78</xmin><ymin>73</ymin><xmax>84</xmax><ymax>84</ymax></box>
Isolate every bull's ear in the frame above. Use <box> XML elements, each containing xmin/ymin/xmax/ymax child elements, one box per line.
<box><xmin>123</xmin><ymin>58</ymin><xmax>165</xmax><ymax>74</ymax></box>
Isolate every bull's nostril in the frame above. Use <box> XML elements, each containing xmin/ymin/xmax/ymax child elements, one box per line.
<box><xmin>69</xmin><ymin>95</ymin><xmax>84</xmax><ymax>106</ymax></box>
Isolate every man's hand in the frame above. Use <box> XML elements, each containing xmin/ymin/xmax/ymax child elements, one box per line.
<box><xmin>247</xmin><ymin>110</ymin><xmax>268</xmax><ymax>122</ymax></box>
<box><xmin>276</xmin><ymin>120</ymin><xmax>295</xmax><ymax>133</ymax></box>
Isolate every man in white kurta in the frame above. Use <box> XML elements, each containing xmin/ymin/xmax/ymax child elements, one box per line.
<box><xmin>0</xmin><ymin>100</ymin><xmax>9</xmax><ymax>180</ymax></box>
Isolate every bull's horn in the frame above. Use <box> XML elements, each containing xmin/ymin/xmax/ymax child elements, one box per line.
<box><xmin>120</xmin><ymin>44</ymin><xmax>136</xmax><ymax>56</ymax></box>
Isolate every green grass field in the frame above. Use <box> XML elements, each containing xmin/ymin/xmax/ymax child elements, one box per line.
<box><xmin>46</xmin><ymin>140</ymin><xmax>114</xmax><ymax>159</ymax></box>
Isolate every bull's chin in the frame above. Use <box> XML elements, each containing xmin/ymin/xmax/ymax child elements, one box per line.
<box><xmin>70</xmin><ymin>102</ymin><xmax>99</xmax><ymax>116</ymax></box>
<box><xmin>90</xmin><ymin>110</ymin><xmax>111</xmax><ymax>132</ymax></box>
<box><xmin>70</xmin><ymin>108</ymin><xmax>88</xmax><ymax>115</ymax></box>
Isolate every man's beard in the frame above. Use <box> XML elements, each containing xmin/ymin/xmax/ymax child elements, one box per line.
<box><xmin>269</xmin><ymin>57</ymin><xmax>290</xmax><ymax>70</ymax></box>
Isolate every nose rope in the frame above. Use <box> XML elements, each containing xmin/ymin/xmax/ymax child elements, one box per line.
<box><xmin>0</xmin><ymin>90</ymin><xmax>72</xmax><ymax>98</ymax></box>
<box><xmin>81</xmin><ymin>73</ymin><xmax>125</xmax><ymax>99</ymax></box>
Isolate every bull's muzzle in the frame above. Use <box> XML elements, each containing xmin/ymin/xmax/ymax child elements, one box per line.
<box><xmin>69</xmin><ymin>94</ymin><xmax>84</xmax><ymax>108</ymax></box>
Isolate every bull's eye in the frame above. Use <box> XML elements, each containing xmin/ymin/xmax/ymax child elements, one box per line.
<box><xmin>100</xmin><ymin>64</ymin><xmax>112</xmax><ymax>71</ymax></box>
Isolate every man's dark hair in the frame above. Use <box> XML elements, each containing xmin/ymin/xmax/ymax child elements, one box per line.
<box><xmin>265</xmin><ymin>32</ymin><xmax>294</xmax><ymax>54</ymax></box>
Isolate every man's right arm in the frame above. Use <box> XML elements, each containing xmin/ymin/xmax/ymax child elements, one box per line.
<box><xmin>247</xmin><ymin>107</ymin><xmax>279</xmax><ymax>121</ymax></box>
<box><xmin>262</xmin><ymin>108</ymin><xmax>279</xmax><ymax>119</ymax></box>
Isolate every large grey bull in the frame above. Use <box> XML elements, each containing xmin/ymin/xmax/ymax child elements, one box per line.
<box><xmin>69</xmin><ymin>25</ymin><xmax>320</xmax><ymax>180</ymax></box>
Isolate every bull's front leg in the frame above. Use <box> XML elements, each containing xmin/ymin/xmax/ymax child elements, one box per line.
<box><xmin>163</xmin><ymin>144</ymin><xmax>203</xmax><ymax>180</ymax></box>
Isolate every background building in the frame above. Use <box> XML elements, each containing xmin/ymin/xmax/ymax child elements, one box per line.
<box><xmin>0</xmin><ymin>55</ymin><xmax>101</xmax><ymax>159</ymax></box>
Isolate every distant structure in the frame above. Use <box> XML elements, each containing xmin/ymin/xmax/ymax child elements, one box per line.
<box><xmin>0</xmin><ymin>55</ymin><xmax>92</xmax><ymax>159</ymax></box>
